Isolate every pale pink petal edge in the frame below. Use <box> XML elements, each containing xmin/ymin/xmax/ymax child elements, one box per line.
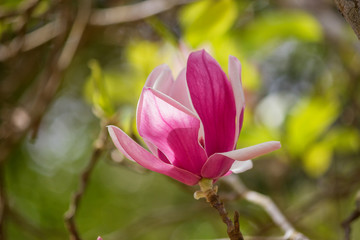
<box><xmin>168</xmin><ymin>68</ymin><xmax>195</xmax><ymax>112</ymax></box>
<box><xmin>224</xmin><ymin>141</ymin><xmax>281</xmax><ymax>161</ymax></box>
<box><xmin>144</xmin><ymin>64</ymin><xmax>174</xmax><ymax>94</ymax></box>
<box><xmin>201</xmin><ymin>141</ymin><xmax>280</xmax><ymax>179</ymax></box>
<box><xmin>230</xmin><ymin>160</ymin><xmax>253</xmax><ymax>174</ymax></box>
<box><xmin>228</xmin><ymin>55</ymin><xmax>245</xmax><ymax>146</ymax></box>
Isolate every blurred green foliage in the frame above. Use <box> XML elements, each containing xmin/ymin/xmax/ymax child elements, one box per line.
<box><xmin>0</xmin><ymin>0</ymin><xmax>24</xmax><ymax>9</ymax></box>
<box><xmin>2</xmin><ymin>0</ymin><xmax>360</xmax><ymax>239</ymax></box>
<box><xmin>239</xmin><ymin>10</ymin><xmax>323</xmax><ymax>50</ymax></box>
<box><xmin>180</xmin><ymin>0</ymin><xmax>237</xmax><ymax>47</ymax></box>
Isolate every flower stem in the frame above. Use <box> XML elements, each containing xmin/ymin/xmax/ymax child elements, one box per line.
<box><xmin>195</xmin><ymin>179</ymin><xmax>244</xmax><ymax>240</ymax></box>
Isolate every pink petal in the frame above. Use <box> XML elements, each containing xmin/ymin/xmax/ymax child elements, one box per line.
<box><xmin>143</xmin><ymin>139</ymin><xmax>158</xmax><ymax>155</ymax></box>
<box><xmin>187</xmin><ymin>50</ymin><xmax>237</xmax><ymax>156</ymax></box>
<box><xmin>144</xmin><ymin>64</ymin><xmax>174</xmax><ymax>95</ymax></box>
<box><xmin>228</xmin><ymin>56</ymin><xmax>245</xmax><ymax>146</ymax></box>
<box><xmin>233</xmin><ymin>107</ymin><xmax>244</xmax><ymax>149</ymax></box>
<box><xmin>137</xmin><ymin>88</ymin><xmax>207</xmax><ymax>175</ymax></box>
<box><xmin>143</xmin><ymin>139</ymin><xmax>171</xmax><ymax>164</ymax></box>
<box><xmin>201</xmin><ymin>141</ymin><xmax>281</xmax><ymax>179</ymax></box>
<box><xmin>201</xmin><ymin>154</ymin><xmax>235</xmax><ymax>179</ymax></box>
<box><xmin>108</xmin><ymin>125</ymin><xmax>200</xmax><ymax>185</ymax></box>
<box><xmin>168</xmin><ymin>68</ymin><xmax>194</xmax><ymax>111</ymax></box>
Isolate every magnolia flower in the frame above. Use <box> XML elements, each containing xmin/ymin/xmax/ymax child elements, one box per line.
<box><xmin>108</xmin><ymin>50</ymin><xmax>280</xmax><ymax>185</ymax></box>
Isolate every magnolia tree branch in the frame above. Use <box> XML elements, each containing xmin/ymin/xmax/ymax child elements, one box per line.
<box><xmin>207</xmin><ymin>194</ymin><xmax>242</xmax><ymax>240</ymax></box>
<box><xmin>222</xmin><ymin>175</ymin><xmax>309</xmax><ymax>240</ymax></box>
<box><xmin>0</xmin><ymin>0</ymin><xmax>90</xmax><ymax>236</ymax></box>
<box><xmin>195</xmin><ymin>179</ymin><xmax>244</xmax><ymax>240</ymax></box>
<box><xmin>0</xmin><ymin>0</ymin><xmax>90</xmax><ymax>157</ymax></box>
<box><xmin>334</xmin><ymin>0</ymin><xmax>360</xmax><ymax>39</ymax></box>
<box><xmin>30</xmin><ymin>0</ymin><xmax>92</xmax><ymax>140</ymax></box>
<box><xmin>342</xmin><ymin>190</ymin><xmax>360</xmax><ymax>240</ymax></box>
<box><xmin>0</xmin><ymin>21</ymin><xmax>64</xmax><ymax>61</ymax></box>
<box><xmin>63</xmin><ymin>8</ymin><xmax>103</xmax><ymax>240</ymax></box>
<box><xmin>0</xmin><ymin>1</ymin><xmax>71</xmax><ymax>238</ymax></box>
<box><xmin>64</xmin><ymin>120</ymin><xmax>110</xmax><ymax>240</ymax></box>
<box><xmin>0</xmin><ymin>0</ymin><xmax>40</xmax><ymax>61</ymax></box>
<box><xmin>0</xmin><ymin>5</ymin><xmax>65</xmax><ymax>164</ymax></box>
<box><xmin>0</xmin><ymin>0</ymin><xmax>193</xmax><ymax>237</ymax></box>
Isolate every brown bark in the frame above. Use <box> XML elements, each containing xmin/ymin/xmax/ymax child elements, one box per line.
<box><xmin>334</xmin><ymin>0</ymin><xmax>360</xmax><ymax>39</ymax></box>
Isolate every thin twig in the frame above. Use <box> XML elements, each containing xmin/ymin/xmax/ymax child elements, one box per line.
<box><xmin>195</xmin><ymin>179</ymin><xmax>244</xmax><ymax>240</ymax></box>
<box><xmin>207</xmin><ymin>192</ymin><xmax>243</xmax><ymax>240</ymax></box>
<box><xmin>222</xmin><ymin>175</ymin><xmax>309</xmax><ymax>240</ymax></box>
<box><xmin>0</xmin><ymin>21</ymin><xmax>64</xmax><ymax>61</ymax></box>
<box><xmin>0</xmin><ymin>0</ymin><xmax>40</xmax><ymax>61</ymax></box>
<box><xmin>0</xmin><ymin>0</ymin><xmax>39</xmax><ymax>20</ymax></box>
<box><xmin>64</xmin><ymin>120</ymin><xmax>109</xmax><ymax>240</ymax></box>
<box><xmin>0</xmin><ymin>1</ymin><xmax>91</xmax><ymax>237</ymax></box>
<box><xmin>30</xmin><ymin>0</ymin><xmax>92</xmax><ymax>139</ymax></box>
<box><xmin>0</xmin><ymin>1</ymin><xmax>69</xmax><ymax>165</ymax></box>
<box><xmin>0</xmin><ymin>1</ymin><xmax>72</xmax><ymax>236</ymax></box>
<box><xmin>342</xmin><ymin>190</ymin><xmax>360</xmax><ymax>240</ymax></box>
<box><xmin>90</xmin><ymin>0</ymin><xmax>195</xmax><ymax>26</ymax></box>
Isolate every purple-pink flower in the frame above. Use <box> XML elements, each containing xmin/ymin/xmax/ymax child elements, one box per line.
<box><xmin>108</xmin><ymin>50</ymin><xmax>281</xmax><ymax>185</ymax></box>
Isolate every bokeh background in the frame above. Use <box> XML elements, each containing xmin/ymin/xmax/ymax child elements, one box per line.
<box><xmin>1</xmin><ymin>0</ymin><xmax>360</xmax><ymax>239</ymax></box>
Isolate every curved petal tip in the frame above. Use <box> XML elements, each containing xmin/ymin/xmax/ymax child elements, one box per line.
<box><xmin>230</xmin><ymin>160</ymin><xmax>253</xmax><ymax>174</ymax></box>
